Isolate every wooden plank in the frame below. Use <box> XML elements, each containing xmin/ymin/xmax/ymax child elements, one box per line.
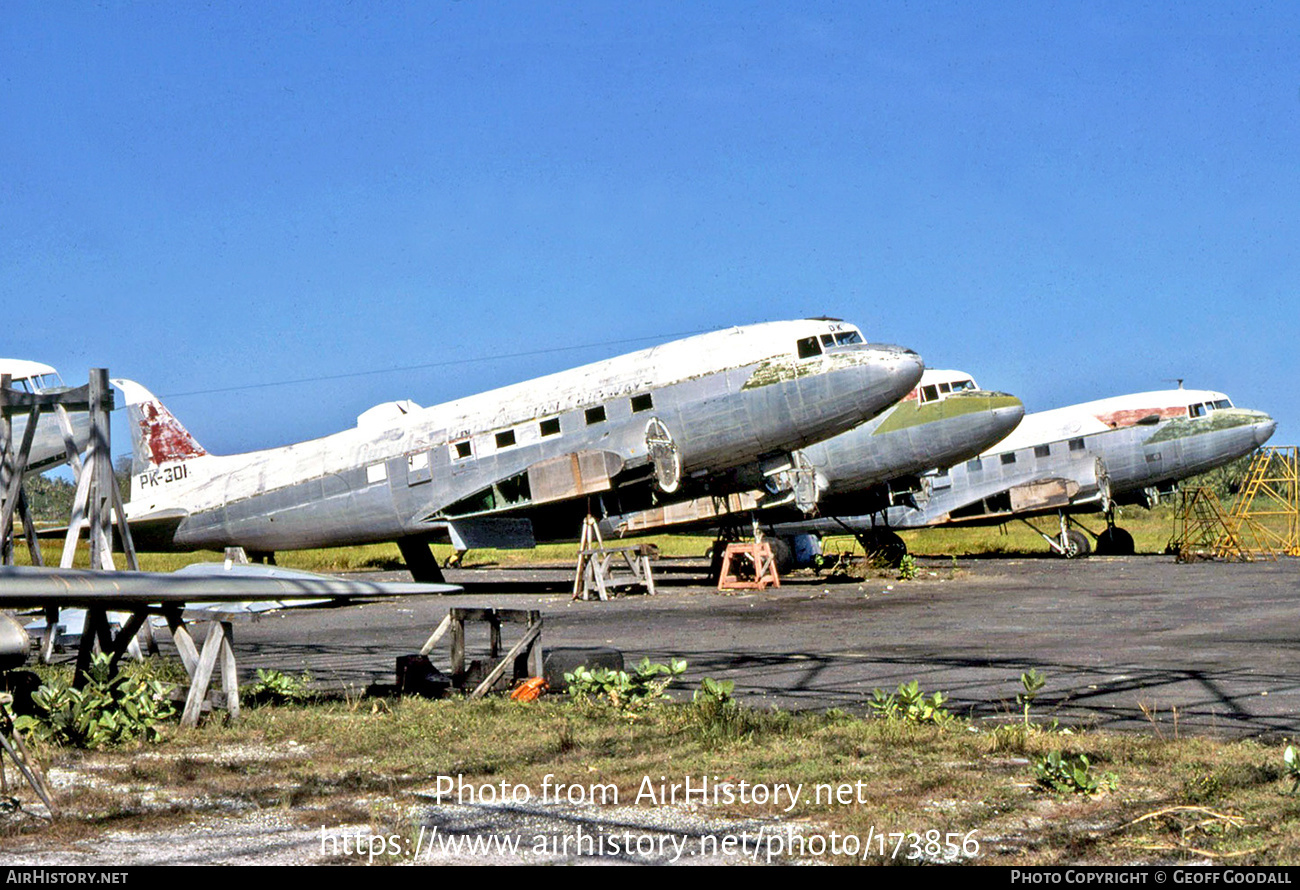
<box><xmin>419</xmin><ymin>613</ymin><xmax>453</xmax><ymax>656</ymax></box>
<box><xmin>469</xmin><ymin>621</ymin><xmax>543</xmax><ymax>699</ymax></box>
<box><xmin>164</xmin><ymin>608</ymin><xmax>200</xmax><ymax>676</ymax></box>
<box><xmin>220</xmin><ymin>623</ymin><xmax>240</xmax><ymax>722</ymax></box>
<box><xmin>181</xmin><ymin>622</ymin><xmax>226</xmax><ymax>728</ymax></box>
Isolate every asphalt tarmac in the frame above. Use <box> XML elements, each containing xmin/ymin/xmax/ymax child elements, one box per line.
<box><xmin>226</xmin><ymin>554</ymin><xmax>1300</xmax><ymax>738</ymax></box>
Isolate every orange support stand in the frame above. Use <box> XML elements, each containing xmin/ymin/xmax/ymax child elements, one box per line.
<box><xmin>717</xmin><ymin>541</ymin><xmax>781</xmax><ymax>591</ymax></box>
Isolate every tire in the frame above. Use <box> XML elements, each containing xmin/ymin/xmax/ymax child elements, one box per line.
<box><xmin>1060</xmin><ymin>528</ymin><xmax>1091</xmax><ymax>559</ymax></box>
<box><xmin>1095</xmin><ymin>527</ymin><xmax>1135</xmax><ymax>556</ymax></box>
<box><xmin>769</xmin><ymin>537</ymin><xmax>794</xmax><ymax>575</ymax></box>
<box><xmin>860</xmin><ymin>529</ymin><xmax>908</xmax><ymax>567</ymax></box>
<box><xmin>543</xmin><ymin>648</ymin><xmax>624</xmax><ymax>693</ymax></box>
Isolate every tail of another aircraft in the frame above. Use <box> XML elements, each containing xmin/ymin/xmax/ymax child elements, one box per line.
<box><xmin>112</xmin><ymin>379</ymin><xmax>209</xmax><ymax>476</ymax></box>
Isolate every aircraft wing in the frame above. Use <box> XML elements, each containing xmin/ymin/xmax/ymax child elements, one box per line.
<box><xmin>0</xmin><ymin>563</ymin><xmax>459</xmax><ymax>608</ymax></box>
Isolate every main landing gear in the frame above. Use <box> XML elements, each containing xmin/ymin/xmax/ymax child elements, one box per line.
<box><xmin>1094</xmin><ymin>507</ymin><xmax>1135</xmax><ymax>556</ymax></box>
<box><xmin>1023</xmin><ymin>508</ymin><xmax>1135</xmax><ymax>558</ymax></box>
<box><xmin>852</xmin><ymin>527</ymin><xmax>909</xmax><ymax>567</ymax></box>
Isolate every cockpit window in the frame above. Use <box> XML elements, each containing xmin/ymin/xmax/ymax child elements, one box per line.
<box><xmin>1190</xmin><ymin>403</ymin><xmax>1207</xmax><ymax>417</ymax></box>
<box><xmin>833</xmin><ymin>331</ymin><xmax>863</xmax><ymax>346</ymax></box>
<box><xmin>1211</xmin><ymin>399</ymin><xmax>1232</xmax><ymax>410</ymax></box>
<box><xmin>951</xmin><ymin>379</ymin><xmax>976</xmax><ymax>392</ymax></box>
<box><xmin>920</xmin><ymin>384</ymin><xmax>939</xmax><ymax>403</ymax></box>
<box><xmin>796</xmin><ymin>337</ymin><xmax>822</xmax><ymax>359</ymax></box>
<box><xmin>820</xmin><ymin>334</ymin><xmax>835</xmax><ymax>347</ymax></box>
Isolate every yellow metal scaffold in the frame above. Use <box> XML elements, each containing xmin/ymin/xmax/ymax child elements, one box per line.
<box><xmin>1222</xmin><ymin>446</ymin><xmax>1299</xmax><ymax>558</ymax></box>
<box><xmin>1171</xmin><ymin>486</ymin><xmax>1250</xmax><ymax>562</ymax></box>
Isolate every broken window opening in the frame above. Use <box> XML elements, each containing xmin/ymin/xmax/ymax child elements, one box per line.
<box><xmin>452</xmin><ymin>440</ymin><xmax>473</xmax><ymax>460</ymax></box>
<box><xmin>540</xmin><ymin>417</ymin><xmax>561</xmax><ymax>437</ymax></box>
<box><xmin>585</xmin><ymin>406</ymin><xmax>606</xmax><ymax>425</ymax></box>
<box><xmin>495</xmin><ymin>430</ymin><xmax>516</xmax><ymax>449</ymax></box>
<box><xmin>630</xmin><ymin>393</ymin><xmax>654</xmax><ymax>413</ymax></box>
<box><xmin>796</xmin><ymin>337</ymin><xmax>821</xmax><ymax>359</ymax></box>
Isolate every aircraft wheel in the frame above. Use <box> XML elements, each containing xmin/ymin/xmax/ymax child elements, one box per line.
<box><xmin>1095</xmin><ymin>527</ymin><xmax>1135</xmax><ymax>556</ymax></box>
<box><xmin>1060</xmin><ymin>528</ymin><xmax>1091</xmax><ymax>559</ymax></box>
<box><xmin>768</xmin><ymin>537</ymin><xmax>794</xmax><ymax>575</ymax></box>
<box><xmin>860</xmin><ymin>529</ymin><xmax>908</xmax><ymax>567</ymax></box>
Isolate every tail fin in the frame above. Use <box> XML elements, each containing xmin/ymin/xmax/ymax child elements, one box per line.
<box><xmin>112</xmin><ymin>379</ymin><xmax>208</xmax><ymax>474</ymax></box>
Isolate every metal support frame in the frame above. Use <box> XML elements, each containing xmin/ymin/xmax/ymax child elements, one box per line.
<box><xmin>1171</xmin><ymin>486</ymin><xmax>1252</xmax><ymax>562</ymax></box>
<box><xmin>1222</xmin><ymin>446</ymin><xmax>1299</xmax><ymax>558</ymax></box>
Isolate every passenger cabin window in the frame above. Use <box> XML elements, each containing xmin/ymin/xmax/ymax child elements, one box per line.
<box><xmin>796</xmin><ymin>337</ymin><xmax>822</xmax><ymax>359</ymax></box>
<box><xmin>1034</xmin><ymin>444</ymin><xmax>1051</xmax><ymax>458</ymax></box>
<box><xmin>1001</xmin><ymin>453</ymin><xmax>1016</xmax><ymax>465</ymax></box>
<box><xmin>1068</xmin><ymin>438</ymin><xmax>1085</xmax><ymax>452</ymax></box>
<box><xmin>630</xmin><ymin>393</ymin><xmax>653</xmax><ymax>413</ymax></box>
<box><xmin>966</xmin><ymin>458</ymin><xmax>982</xmax><ymax>472</ymax></box>
<box><xmin>452</xmin><ymin>441</ymin><xmax>473</xmax><ymax>460</ymax></box>
<box><xmin>585</xmin><ymin>406</ymin><xmax>606</xmax><ymax>425</ymax></box>
<box><xmin>539</xmin><ymin>418</ymin><xmax>561</xmax><ymax>437</ymax></box>
<box><xmin>495</xmin><ymin>430</ymin><xmax>516</xmax><ymax>449</ymax></box>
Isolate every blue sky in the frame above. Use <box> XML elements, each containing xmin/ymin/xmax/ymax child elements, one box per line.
<box><xmin>3</xmin><ymin>2</ymin><xmax>1296</xmax><ymax>456</ymax></box>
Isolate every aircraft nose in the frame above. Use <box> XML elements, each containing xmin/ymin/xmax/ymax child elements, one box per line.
<box><xmin>1254</xmin><ymin>414</ymin><xmax>1278</xmax><ymax>447</ymax></box>
<box><xmin>866</xmin><ymin>344</ymin><xmax>925</xmax><ymax>397</ymax></box>
<box><xmin>989</xmin><ymin>394</ymin><xmax>1026</xmax><ymax>429</ymax></box>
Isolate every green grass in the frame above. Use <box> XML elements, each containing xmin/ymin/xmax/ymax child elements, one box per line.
<box><xmin>10</xmin><ymin>681</ymin><xmax>1300</xmax><ymax>865</ymax></box>
<box><xmin>20</xmin><ymin>505</ymin><xmax>1185</xmax><ymax>576</ymax></box>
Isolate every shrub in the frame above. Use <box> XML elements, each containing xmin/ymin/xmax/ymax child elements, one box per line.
<box><xmin>18</xmin><ymin>653</ymin><xmax>176</xmax><ymax>748</ymax></box>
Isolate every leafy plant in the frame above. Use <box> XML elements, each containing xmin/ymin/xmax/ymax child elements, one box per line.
<box><xmin>246</xmin><ymin>668</ymin><xmax>314</xmax><ymax>706</ymax></box>
<box><xmin>1284</xmin><ymin>746</ymin><xmax>1300</xmax><ymax>794</ymax></box>
<box><xmin>17</xmin><ymin>652</ymin><xmax>176</xmax><ymax>748</ymax></box>
<box><xmin>694</xmin><ymin>676</ymin><xmax>734</xmax><ymax>705</ymax></box>
<box><xmin>691</xmin><ymin>677</ymin><xmax>748</xmax><ymax>742</ymax></box>
<box><xmin>1034</xmin><ymin>751</ymin><xmax>1116</xmax><ymax>795</ymax></box>
<box><xmin>869</xmin><ymin>680</ymin><xmax>952</xmax><ymax>725</ymax></box>
<box><xmin>896</xmin><ymin>554</ymin><xmax>918</xmax><ymax>581</ymax></box>
<box><xmin>1018</xmin><ymin>669</ymin><xmax>1047</xmax><ymax>729</ymax></box>
<box><xmin>565</xmin><ymin>657</ymin><xmax>686</xmax><ymax>716</ymax></box>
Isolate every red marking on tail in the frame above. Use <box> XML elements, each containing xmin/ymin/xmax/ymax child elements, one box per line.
<box><xmin>137</xmin><ymin>401</ymin><xmax>206</xmax><ymax>464</ymax></box>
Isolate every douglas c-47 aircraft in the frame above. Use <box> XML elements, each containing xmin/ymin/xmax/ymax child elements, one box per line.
<box><xmin>772</xmin><ymin>386</ymin><xmax>1276</xmax><ymax>561</ymax></box>
<box><xmin>599</xmin><ymin>369</ymin><xmax>1026</xmax><ymax>567</ymax></box>
<box><xmin>115</xmin><ymin>319</ymin><xmax>924</xmax><ymax>580</ymax></box>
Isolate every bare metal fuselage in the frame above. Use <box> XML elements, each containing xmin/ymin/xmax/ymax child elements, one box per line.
<box><xmin>122</xmin><ymin>321</ymin><xmax>924</xmax><ymax>553</ymax></box>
